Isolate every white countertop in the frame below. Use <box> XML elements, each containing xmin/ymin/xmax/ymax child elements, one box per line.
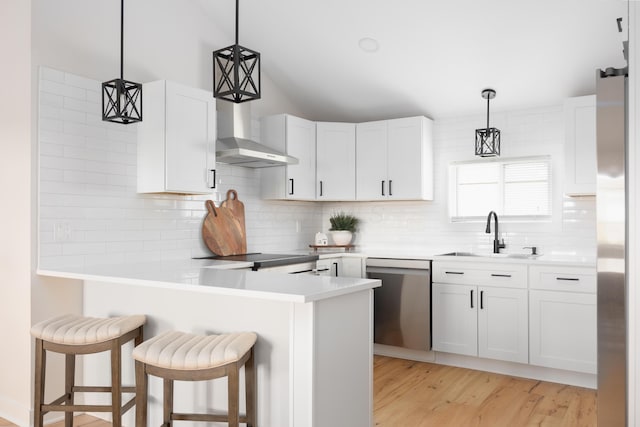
<box><xmin>37</xmin><ymin>259</ymin><xmax>381</xmax><ymax>303</ymax></box>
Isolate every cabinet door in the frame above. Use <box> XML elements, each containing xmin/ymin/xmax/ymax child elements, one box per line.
<box><xmin>529</xmin><ymin>290</ymin><xmax>597</xmax><ymax>373</ymax></box>
<box><xmin>316</xmin><ymin>122</ymin><xmax>356</xmax><ymax>200</ymax></box>
<box><xmin>165</xmin><ymin>82</ymin><xmax>216</xmax><ymax>193</ymax></box>
<box><xmin>387</xmin><ymin>117</ymin><xmax>432</xmax><ymax>200</ymax></box>
<box><xmin>286</xmin><ymin>115</ymin><xmax>316</xmax><ymax>200</ymax></box>
<box><xmin>356</xmin><ymin>121</ymin><xmax>388</xmax><ymax>200</ymax></box>
<box><xmin>564</xmin><ymin>95</ymin><xmax>596</xmax><ymax>195</ymax></box>
<box><xmin>335</xmin><ymin>257</ymin><xmax>364</xmax><ymax>278</ymax></box>
<box><xmin>478</xmin><ymin>287</ymin><xmax>528</xmax><ymax>363</ymax></box>
<box><xmin>432</xmin><ymin>283</ymin><xmax>477</xmax><ymax>356</ymax></box>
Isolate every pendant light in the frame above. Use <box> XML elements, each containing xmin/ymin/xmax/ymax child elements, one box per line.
<box><xmin>475</xmin><ymin>89</ymin><xmax>500</xmax><ymax>157</ymax></box>
<box><xmin>213</xmin><ymin>0</ymin><xmax>261</xmax><ymax>103</ymax></box>
<box><xmin>102</xmin><ymin>0</ymin><xmax>142</xmax><ymax>124</ymax></box>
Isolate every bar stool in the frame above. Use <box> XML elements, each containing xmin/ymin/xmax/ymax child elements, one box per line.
<box><xmin>133</xmin><ymin>330</ymin><xmax>257</xmax><ymax>427</ymax></box>
<box><xmin>31</xmin><ymin>313</ymin><xmax>146</xmax><ymax>427</ymax></box>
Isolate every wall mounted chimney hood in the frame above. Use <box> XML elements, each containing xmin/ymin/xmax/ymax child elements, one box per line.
<box><xmin>216</xmin><ymin>101</ymin><xmax>298</xmax><ymax>168</ymax></box>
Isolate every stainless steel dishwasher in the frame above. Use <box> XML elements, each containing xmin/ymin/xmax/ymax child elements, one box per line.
<box><xmin>366</xmin><ymin>258</ymin><xmax>431</xmax><ymax>351</ymax></box>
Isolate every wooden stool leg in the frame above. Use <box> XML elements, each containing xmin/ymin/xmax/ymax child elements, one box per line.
<box><xmin>64</xmin><ymin>354</ymin><xmax>75</xmax><ymax>427</ymax></box>
<box><xmin>135</xmin><ymin>361</ymin><xmax>147</xmax><ymax>427</ymax></box>
<box><xmin>245</xmin><ymin>348</ymin><xmax>256</xmax><ymax>427</ymax></box>
<box><xmin>228</xmin><ymin>363</ymin><xmax>240</xmax><ymax>427</ymax></box>
<box><xmin>163</xmin><ymin>378</ymin><xmax>173</xmax><ymax>426</ymax></box>
<box><xmin>111</xmin><ymin>339</ymin><xmax>122</xmax><ymax>427</ymax></box>
<box><xmin>33</xmin><ymin>339</ymin><xmax>46</xmax><ymax>427</ymax></box>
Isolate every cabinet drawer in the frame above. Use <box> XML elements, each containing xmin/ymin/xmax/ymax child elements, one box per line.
<box><xmin>433</xmin><ymin>262</ymin><xmax>527</xmax><ymax>288</ymax></box>
<box><xmin>529</xmin><ymin>266</ymin><xmax>596</xmax><ymax>293</ymax></box>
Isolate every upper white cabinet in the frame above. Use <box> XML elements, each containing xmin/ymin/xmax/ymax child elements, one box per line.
<box><xmin>356</xmin><ymin>116</ymin><xmax>433</xmax><ymax>201</ymax></box>
<box><xmin>316</xmin><ymin>122</ymin><xmax>356</xmax><ymax>200</ymax></box>
<box><xmin>137</xmin><ymin>80</ymin><xmax>216</xmax><ymax>194</ymax></box>
<box><xmin>564</xmin><ymin>95</ymin><xmax>596</xmax><ymax>195</ymax></box>
<box><xmin>260</xmin><ymin>114</ymin><xmax>316</xmax><ymax>200</ymax></box>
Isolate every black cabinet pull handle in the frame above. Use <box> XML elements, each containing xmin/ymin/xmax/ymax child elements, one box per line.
<box><xmin>319</xmin><ymin>180</ymin><xmax>323</xmax><ymax>197</ymax></box>
<box><xmin>289</xmin><ymin>178</ymin><xmax>294</xmax><ymax>195</ymax></box>
<box><xmin>381</xmin><ymin>180</ymin><xmax>385</xmax><ymax>196</ymax></box>
<box><xmin>445</xmin><ymin>271</ymin><xmax>464</xmax><ymax>275</ymax></box>
<box><xmin>556</xmin><ymin>277</ymin><xmax>580</xmax><ymax>281</ymax></box>
<box><xmin>491</xmin><ymin>273</ymin><xmax>512</xmax><ymax>278</ymax></box>
<box><xmin>389</xmin><ymin>179</ymin><xmax>393</xmax><ymax>196</ymax></box>
<box><xmin>480</xmin><ymin>290</ymin><xmax>484</xmax><ymax>309</ymax></box>
<box><xmin>209</xmin><ymin>169</ymin><xmax>216</xmax><ymax>189</ymax></box>
<box><xmin>333</xmin><ymin>262</ymin><xmax>339</xmax><ymax>276</ymax></box>
<box><xmin>470</xmin><ymin>290</ymin><xmax>474</xmax><ymax>308</ymax></box>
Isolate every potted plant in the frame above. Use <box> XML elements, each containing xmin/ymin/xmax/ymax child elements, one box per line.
<box><xmin>328</xmin><ymin>212</ymin><xmax>359</xmax><ymax>245</ymax></box>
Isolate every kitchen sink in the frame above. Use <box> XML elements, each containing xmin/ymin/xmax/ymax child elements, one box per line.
<box><xmin>438</xmin><ymin>251</ymin><xmax>540</xmax><ymax>259</ymax></box>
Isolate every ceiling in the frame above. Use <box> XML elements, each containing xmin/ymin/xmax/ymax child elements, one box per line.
<box><xmin>196</xmin><ymin>0</ymin><xmax>628</xmax><ymax>122</ymax></box>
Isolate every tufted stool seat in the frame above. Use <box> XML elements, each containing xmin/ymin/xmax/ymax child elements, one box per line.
<box><xmin>133</xmin><ymin>330</ymin><xmax>257</xmax><ymax>427</ymax></box>
<box><xmin>31</xmin><ymin>314</ymin><xmax>146</xmax><ymax>427</ymax></box>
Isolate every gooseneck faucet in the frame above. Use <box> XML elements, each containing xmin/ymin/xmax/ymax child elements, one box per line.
<box><xmin>486</xmin><ymin>211</ymin><xmax>506</xmax><ymax>253</ymax></box>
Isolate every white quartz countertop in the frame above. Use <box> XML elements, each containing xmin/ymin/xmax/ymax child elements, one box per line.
<box><xmin>37</xmin><ymin>259</ymin><xmax>381</xmax><ymax>303</ymax></box>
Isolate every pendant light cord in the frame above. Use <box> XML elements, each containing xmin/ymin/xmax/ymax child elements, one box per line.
<box><xmin>486</xmin><ymin>95</ymin><xmax>490</xmax><ymax>130</ymax></box>
<box><xmin>120</xmin><ymin>0</ymin><xmax>124</xmax><ymax>80</ymax></box>
<box><xmin>235</xmin><ymin>0</ymin><xmax>239</xmax><ymax>45</ymax></box>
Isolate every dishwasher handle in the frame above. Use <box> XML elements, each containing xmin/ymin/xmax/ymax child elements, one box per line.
<box><xmin>366</xmin><ymin>266</ymin><xmax>430</xmax><ymax>276</ymax></box>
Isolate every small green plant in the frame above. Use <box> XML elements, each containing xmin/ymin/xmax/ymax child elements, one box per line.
<box><xmin>329</xmin><ymin>212</ymin><xmax>359</xmax><ymax>232</ymax></box>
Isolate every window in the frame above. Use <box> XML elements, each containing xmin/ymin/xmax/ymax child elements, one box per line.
<box><xmin>449</xmin><ymin>156</ymin><xmax>552</xmax><ymax>221</ymax></box>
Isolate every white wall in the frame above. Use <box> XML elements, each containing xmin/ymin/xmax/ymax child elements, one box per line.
<box><xmin>37</xmin><ymin>67</ymin><xmax>321</xmax><ymax>270</ymax></box>
<box><xmin>0</xmin><ymin>1</ymin><xmax>33</xmax><ymax>425</ymax></box>
<box><xmin>31</xmin><ymin>0</ymin><xmax>308</xmax><ymax>119</ymax></box>
<box><xmin>322</xmin><ymin>106</ymin><xmax>596</xmax><ymax>258</ymax></box>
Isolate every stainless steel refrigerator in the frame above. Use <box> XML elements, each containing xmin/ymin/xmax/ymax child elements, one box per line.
<box><xmin>596</xmin><ymin>66</ymin><xmax>628</xmax><ymax>426</ymax></box>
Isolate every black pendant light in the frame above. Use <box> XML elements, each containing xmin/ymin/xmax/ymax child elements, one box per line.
<box><xmin>213</xmin><ymin>0</ymin><xmax>261</xmax><ymax>103</ymax></box>
<box><xmin>102</xmin><ymin>0</ymin><xmax>142</xmax><ymax>124</ymax></box>
<box><xmin>475</xmin><ymin>89</ymin><xmax>500</xmax><ymax>157</ymax></box>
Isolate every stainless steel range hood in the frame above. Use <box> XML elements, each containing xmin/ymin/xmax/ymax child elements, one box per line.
<box><xmin>216</xmin><ymin>101</ymin><xmax>298</xmax><ymax>168</ymax></box>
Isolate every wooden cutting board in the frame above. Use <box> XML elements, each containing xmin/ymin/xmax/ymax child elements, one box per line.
<box><xmin>202</xmin><ymin>199</ymin><xmax>246</xmax><ymax>256</ymax></box>
<box><xmin>220</xmin><ymin>189</ymin><xmax>246</xmax><ymax>240</ymax></box>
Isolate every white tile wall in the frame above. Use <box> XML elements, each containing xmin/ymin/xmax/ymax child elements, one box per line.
<box><xmin>38</xmin><ymin>67</ymin><xmax>596</xmax><ymax>269</ymax></box>
<box><xmin>321</xmin><ymin>107</ymin><xmax>596</xmax><ymax>258</ymax></box>
<box><xmin>38</xmin><ymin>67</ymin><xmax>320</xmax><ymax>269</ymax></box>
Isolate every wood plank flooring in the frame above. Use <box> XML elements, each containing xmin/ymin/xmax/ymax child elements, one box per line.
<box><xmin>0</xmin><ymin>356</ymin><xmax>597</xmax><ymax>426</ymax></box>
<box><xmin>374</xmin><ymin>355</ymin><xmax>596</xmax><ymax>427</ymax></box>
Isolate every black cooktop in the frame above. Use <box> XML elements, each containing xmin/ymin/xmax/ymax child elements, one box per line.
<box><xmin>194</xmin><ymin>253</ymin><xmax>319</xmax><ymax>270</ymax></box>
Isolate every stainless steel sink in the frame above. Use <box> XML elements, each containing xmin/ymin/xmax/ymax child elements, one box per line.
<box><xmin>438</xmin><ymin>252</ymin><xmax>540</xmax><ymax>259</ymax></box>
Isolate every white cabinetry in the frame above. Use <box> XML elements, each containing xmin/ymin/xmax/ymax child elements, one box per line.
<box><xmin>564</xmin><ymin>95</ymin><xmax>596</xmax><ymax>195</ymax></box>
<box><xmin>260</xmin><ymin>114</ymin><xmax>316</xmax><ymax>200</ymax></box>
<box><xmin>432</xmin><ymin>262</ymin><xmax>528</xmax><ymax>363</ymax></box>
<box><xmin>529</xmin><ymin>265</ymin><xmax>597</xmax><ymax>374</ymax></box>
<box><xmin>333</xmin><ymin>257</ymin><xmax>364</xmax><ymax>278</ymax></box>
<box><xmin>316</xmin><ymin>122</ymin><xmax>356</xmax><ymax>200</ymax></box>
<box><xmin>137</xmin><ymin>80</ymin><xmax>216</xmax><ymax>194</ymax></box>
<box><xmin>356</xmin><ymin>116</ymin><xmax>433</xmax><ymax>201</ymax></box>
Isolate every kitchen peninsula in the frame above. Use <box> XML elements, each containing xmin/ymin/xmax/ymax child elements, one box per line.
<box><xmin>38</xmin><ymin>260</ymin><xmax>380</xmax><ymax>427</ymax></box>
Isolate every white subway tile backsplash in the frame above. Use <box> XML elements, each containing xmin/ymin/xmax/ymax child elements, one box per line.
<box><xmin>41</xmin><ymin>67</ymin><xmax>65</xmax><ymax>83</ymax></box>
<box><xmin>38</xmin><ymin>67</ymin><xmax>595</xmax><ymax>270</ymax></box>
<box><xmin>40</xmin><ymin>79</ymin><xmax>86</xmax><ymax>100</ymax></box>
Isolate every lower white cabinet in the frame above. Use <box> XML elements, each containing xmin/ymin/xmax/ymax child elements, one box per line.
<box><xmin>529</xmin><ymin>290</ymin><xmax>597</xmax><ymax>374</ymax></box>
<box><xmin>432</xmin><ymin>283</ymin><xmax>528</xmax><ymax>363</ymax></box>
<box><xmin>324</xmin><ymin>257</ymin><xmax>364</xmax><ymax>278</ymax></box>
<box><xmin>528</xmin><ymin>265</ymin><xmax>597</xmax><ymax>374</ymax></box>
<box><xmin>432</xmin><ymin>283</ymin><xmax>477</xmax><ymax>357</ymax></box>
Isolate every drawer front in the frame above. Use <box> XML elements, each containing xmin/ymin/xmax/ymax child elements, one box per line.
<box><xmin>433</xmin><ymin>261</ymin><xmax>527</xmax><ymax>288</ymax></box>
<box><xmin>529</xmin><ymin>265</ymin><xmax>596</xmax><ymax>293</ymax></box>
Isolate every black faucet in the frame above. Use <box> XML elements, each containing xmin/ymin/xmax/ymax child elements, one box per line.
<box><xmin>486</xmin><ymin>211</ymin><xmax>505</xmax><ymax>254</ymax></box>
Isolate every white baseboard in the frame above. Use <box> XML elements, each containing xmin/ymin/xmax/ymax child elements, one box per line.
<box><xmin>0</xmin><ymin>395</ymin><xmax>30</xmax><ymax>427</ymax></box>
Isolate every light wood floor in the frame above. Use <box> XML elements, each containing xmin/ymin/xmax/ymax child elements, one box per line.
<box><xmin>1</xmin><ymin>356</ymin><xmax>597</xmax><ymax>427</ymax></box>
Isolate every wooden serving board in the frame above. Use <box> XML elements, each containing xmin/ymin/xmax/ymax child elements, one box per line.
<box><xmin>220</xmin><ymin>189</ymin><xmax>247</xmax><ymax>251</ymax></box>
<box><xmin>202</xmin><ymin>199</ymin><xmax>246</xmax><ymax>256</ymax></box>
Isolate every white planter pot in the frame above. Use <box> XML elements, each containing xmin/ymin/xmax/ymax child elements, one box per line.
<box><xmin>330</xmin><ymin>230</ymin><xmax>353</xmax><ymax>245</ymax></box>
